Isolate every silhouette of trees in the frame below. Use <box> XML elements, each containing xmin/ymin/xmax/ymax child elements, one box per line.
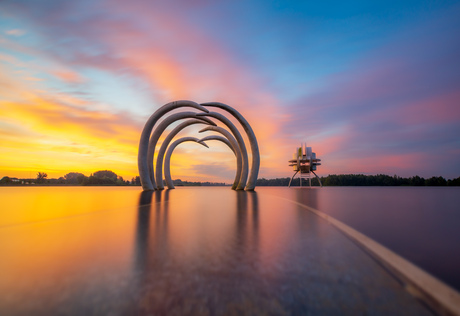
<box><xmin>256</xmin><ymin>174</ymin><xmax>457</xmax><ymax>186</ymax></box>
<box><xmin>0</xmin><ymin>176</ymin><xmax>12</xmax><ymax>184</ymax></box>
<box><xmin>410</xmin><ymin>175</ymin><xmax>425</xmax><ymax>186</ymax></box>
<box><xmin>448</xmin><ymin>177</ymin><xmax>460</xmax><ymax>186</ymax></box>
<box><xmin>83</xmin><ymin>170</ymin><xmax>128</xmax><ymax>185</ymax></box>
<box><xmin>64</xmin><ymin>172</ymin><xmax>85</xmax><ymax>184</ymax></box>
<box><xmin>36</xmin><ymin>172</ymin><xmax>48</xmax><ymax>183</ymax></box>
<box><xmin>93</xmin><ymin>170</ymin><xmax>117</xmax><ymax>180</ymax></box>
<box><xmin>425</xmin><ymin>176</ymin><xmax>447</xmax><ymax>186</ymax></box>
<box><xmin>171</xmin><ymin>179</ymin><xmax>227</xmax><ymax>186</ymax></box>
<box><xmin>256</xmin><ymin>177</ymin><xmax>321</xmax><ymax>186</ymax></box>
<box><xmin>131</xmin><ymin>176</ymin><xmax>141</xmax><ymax>186</ymax></box>
<box><xmin>1</xmin><ymin>171</ymin><xmax>459</xmax><ymax>187</ymax></box>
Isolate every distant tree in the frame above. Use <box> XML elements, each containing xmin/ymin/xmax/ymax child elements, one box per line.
<box><xmin>425</xmin><ymin>176</ymin><xmax>447</xmax><ymax>186</ymax></box>
<box><xmin>410</xmin><ymin>175</ymin><xmax>425</xmax><ymax>186</ymax></box>
<box><xmin>36</xmin><ymin>172</ymin><xmax>48</xmax><ymax>183</ymax></box>
<box><xmin>82</xmin><ymin>170</ymin><xmax>121</xmax><ymax>185</ymax></box>
<box><xmin>448</xmin><ymin>177</ymin><xmax>460</xmax><ymax>186</ymax></box>
<box><xmin>134</xmin><ymin>176</ymin><xmax>141</xmax><ymax>186</ymax></box>
<box><xmin>116</xmin><ymin>176</ymin><xmax>125</xmax><ymax>185</ymax></box>
<box><xmin>64</xmin><ymin>172</ymin><xmax>86</xmax><ymax>184</ymax></box>
<box><xmin>0</xmin><ymin>176</ymin><xmax>12</xmax><ymax>184</ymax></box>
<box><xmin>77</xmin><ymin>174</ymin><xmax>86</xmax><ymax>184</ymax></box>
<box><xmin>83</xmin><ymin>175</ymin><xmax>115</xmax><ymax>185</ymax></box>
<box><xmin>93</xmin><ymin>170</ymin><xmax>117</xmax><ymax>180</ymax></box>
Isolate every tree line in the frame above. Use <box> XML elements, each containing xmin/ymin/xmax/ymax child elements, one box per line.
<box><xmin>256</xmin><ymin>174</ymin><xmax>460</xmax><ymax>186</ymax></box>
<box><xmin>0</xmin><ymin>171</ymin><xmax>140</xmax><ymax>186</ymax></box>
<box><xmin>0</xmin><ymin>171</ymin><xmax>226</xmax><ymax>186</ymax></box>
<box><xmin>173</xmin><ymin>179</ymin><xmax>228</xmax><ymax>186</ymax></box>
<box><xmin>2</xmin><ymin>172</ymin><xmax>460</xmax><ymax>187</ymax></box>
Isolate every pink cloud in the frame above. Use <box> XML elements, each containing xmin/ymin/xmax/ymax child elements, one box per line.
<box><xmin>5</xmin><ymin>29</ymin><xmax>26</xmax><ymax>37</ymax></box>
<box><xmin>395</xmin><ymin>90</ymin><xmax>460</xmax><ymax>125</ymax></box>
<box><xmin>53</xmin><ymin>70</ymin><xmax>83</xmax><ymax>83</ymax></box>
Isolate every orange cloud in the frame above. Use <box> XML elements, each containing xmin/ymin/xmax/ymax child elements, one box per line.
<box><xmin>53</xmin><ymin>70</ymin><xmax>83</xmax><ymax>83</ymax></box>
<box><xmin>0</xmin><ymin>63</ymin><xmax>143</xmax><ymax>179</ymax></box>
<box><xmin>98</xmin><ymin>6</ymin><xmax>290</xmax><ymax>179</ymax></box>
<box><xmin>0</xmin><ymin>5</ymin><xmax>326</xmax><ymax>183</ymax></box>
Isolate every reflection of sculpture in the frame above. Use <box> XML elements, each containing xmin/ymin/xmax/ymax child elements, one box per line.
<box><xmin>138</xmin><ymin>100</ymin><xmax>260</xmax><ymax>191</ymax></box>
<box><xmin>288</xmin><ymin>143</ymin><xmax>322</xmax><ymax>187</ymax></box>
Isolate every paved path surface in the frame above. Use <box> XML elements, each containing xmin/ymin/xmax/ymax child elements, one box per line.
<box><xmin>0</xmin><ymin>187</ymin><xmax>434</xmax><ymax>315</ymax></box>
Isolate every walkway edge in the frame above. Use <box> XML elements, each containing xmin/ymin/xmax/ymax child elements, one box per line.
<box><xmin>286</xmin><ymin>198</ymin><xmax>460</xmax><ymax>316</ymax></box>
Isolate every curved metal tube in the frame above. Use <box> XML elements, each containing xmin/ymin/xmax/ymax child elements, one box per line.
<box><xmin>201</xmin><ymin>102</ymin><xmax>260</xmax><ymax>191</ymax></box>
<box><xmin>199</xmin><ymin>126</ymin><xmax>241</xmax><ymax>190</ymax></box>
<box><xmin>147</xmin><ymin>112</ymin><xmax>216</xmax><ymax>189</ymax></box>
<box><xmin>155</xmin><ymin>119</ymin><xmax>213</xmax><ymax>190</ymax></box>
<box><xmin>198</xmin><ymin>136</ymin><xmax>235</xmax><ymax>154</ymax></box>
<box><xmin>196</xmin><ymin>112</ymin><xmax>248</xmax><ymax>190</ymax></box>
<box><xmin>164</xmin><ymin>137</ymin><xmax>209</xmax><ymax>189</ymax></box>
<box><xmin>198</xmin><ymin>135</ymin><xmax>238</xmax><ymax>189</ymax></box>
<box><xmin>138</xmin><ymin>100</ymin><xmax>209</xmax><ymax>191</ymax></box>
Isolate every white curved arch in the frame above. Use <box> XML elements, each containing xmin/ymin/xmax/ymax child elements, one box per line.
<box><xmin>138</xmin><ymin>100</ymin><xmax>209</xmax><ymax>190</ymax></box>
<box><xmin>196</xmin><ymin>112</ymin><xmax>248</xmax><ymax>190</ymax></box>
<box><xmin>164</xmin><ymin>137</ymin><xmax>208</xmax><ymax>189</ymax></box>
<box><xmin>199</xmin><ymin>135</ymin><xmax>235</xmax><ymax>154</ymax></box>
<box><xmin>146</xmin><ymin>112</ymin><xmax>216</xmax><ymax>189</ymax></box>
<box><xmin>200</xmin><ymin>102</ymin><xmax>259</xmax><ymax>191</ymax></box>
<box><xmin>199</xmin><ymin>126</ymin><xmax>242</xmax><ymax>190</ymax></box>
<box><xmin>139</xmin><ymin>100</ymin><xmax>260</xmax><ymax>191</ymax></box>
<box><xmin>155</xmin><ymin>119</ymin><xmax>212</xmax><ymax>190</ymax></box>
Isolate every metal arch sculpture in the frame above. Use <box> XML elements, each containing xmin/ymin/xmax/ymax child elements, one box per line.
<box><xmin>164</xmin><ymin>137</ymin><xmax>208</xmax><ymax>189</ymax></box>
<box><xmin>200</xmin><ymin>102</ymin><xmax>260</xmax><ymax>191</ymax></box>
<box><xmin>155</xmin><ymin>119</ymin><xmax>214</xmax><ymax>190</ymax></box>
<box><xmin>164</xmin><ymin>135</ymin><xmax>237</xmax><ymax>189</ymax></box>
<box><xmin>138</xmin><ymin>100</ymin><xmax>260</xmax><ymax>191</ymax></box>
<box><xmin>138</xmin><ymin>100</ymin><xmax>209</xmax><ymax>191</ymax></box>
<box><xmin>147</xmin><ymin>112</ymin><xmax>216</xmax><ymax>186</ymax></box>
<box><xmin>196</xmin><ymin>111</ymin><xmax>249</xmax><ymax>190</ymax></box>
<box><xmin>198</xmin><ymin>135</ymin><xmax>235</xmax><ymax>154</ymax></box>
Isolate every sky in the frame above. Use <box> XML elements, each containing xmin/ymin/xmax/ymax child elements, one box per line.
<box><xmin>0</xmin><ymin>0</ymin><xmax>459</xmax><ymax>182</ymax></box>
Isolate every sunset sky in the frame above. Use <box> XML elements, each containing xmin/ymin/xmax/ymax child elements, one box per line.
<box><xmin>1</xmin><ymin>0</ymin><xmax>459</xmax><ymax>182</ymax></box>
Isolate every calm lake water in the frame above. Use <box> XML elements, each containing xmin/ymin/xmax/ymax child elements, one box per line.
<box><xmin>266</xmin><ymin>186</ymin><xmax>460</xmax><ymax>291</ymax></box>
<box><xmin>0</xmin><ymin>186</ymin><xmax>457</xmax><ymax>315</ymax></box>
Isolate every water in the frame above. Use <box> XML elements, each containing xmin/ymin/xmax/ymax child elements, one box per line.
<box><xmin>0</xmin><ymin>186</ymin><xmax>457</xmax><ymax>315</ymax></box>
<box><xmin>272</xmin><ymin>187</ymin><xmax>460</xmax><ymax>291</ymax></box>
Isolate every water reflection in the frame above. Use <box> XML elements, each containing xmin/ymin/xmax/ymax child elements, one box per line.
<box><xmin>134</xmin><ymin>189</ymin><xmax>261</xmax><ymax>271</ymax></box>
<box><xmin>134</xmin><ymin>190</ymin><xmax>171</xmax><ymax>274</ymax></box>
<box><xmin>0</xmin><ymin>187</ymin><xmax>441</xmax><ymax>315</ymax></box>
<box><xmin>130</xmin><ymin>189</ymin><xmax>265</xmax><ymax>314</ymax></box>
<box><xmin>0</xmin><ymin>188</ymin><xmax>139</xmax><ymax>315</ymax></box>
<box><xmin>236</xmin><ymin>191</ymin><xmax>260</xmax><ymax>263</ymax></box>
<box><xmin>294</xmin><ymin>187</ymin><xmax>319</xmax><ymax>210</ymax></box>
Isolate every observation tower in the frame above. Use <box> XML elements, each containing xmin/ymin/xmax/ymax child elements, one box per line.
<box><xmin>288</xmin><ymin>143</ymin><xmax>322</xmax><ymax>187</ymax></box>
